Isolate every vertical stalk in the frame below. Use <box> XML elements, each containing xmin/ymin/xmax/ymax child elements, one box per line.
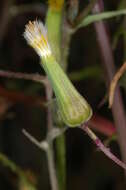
<box><xmin>93</xmin><ymin>0</ymin><xmax>126</xmax><ymax>174</ymax></box>
<box><xmin>46</xmin><ymin>143</ymin><xmax>59</xmax><ymax>190</ymax></box>
<box><xmin>45</xmin><ymin>80</ymin><xmax>59</xmax><ymax>190</ymax></box>
<box><xmin>55</xmin><ymin>133</ymin><xmax>66</xmax><ymax>190</ymax></box>
<box><xmin>46</xmin><ymin>1</ymin><xmax>66</xmax><ymax>189</ymax></box>
<box><xmin>46</xmin><ymin>0</ymin><xmax>64</xmax><ymax>63</ymax></box>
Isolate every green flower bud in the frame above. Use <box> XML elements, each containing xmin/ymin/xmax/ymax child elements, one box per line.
<box><xmin>24</xmin><ymin>20</ymin><xmax>92</xmax><ymax>127</ymax></box>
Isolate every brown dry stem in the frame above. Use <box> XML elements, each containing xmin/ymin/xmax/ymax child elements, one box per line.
<box><xmin>109</xmin><ymin>62</ymin><xmax>126</xmax><ymax>108</ymax></box>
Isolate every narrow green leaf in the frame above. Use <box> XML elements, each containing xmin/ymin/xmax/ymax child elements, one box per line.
<box><xmin>77</xmin><ymin>9</ymin><xmax>126</xmax><ymax>29</ymax></box>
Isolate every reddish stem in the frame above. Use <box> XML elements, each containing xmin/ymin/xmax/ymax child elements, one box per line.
<box><xmin>92</xmin><ymin>0</ymin><xmax>126</xmax><ymax>171</ymax></box>
<box><xmin>80</xmin><ymin>125</ymin><xmax>126</xmax><ymax>170</ymax></box>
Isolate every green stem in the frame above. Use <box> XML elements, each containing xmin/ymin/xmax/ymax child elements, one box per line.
<box><xmin>55</xmin><ymin>133</ymin><xmax>66</xmax><ymax>190</ymax></box>
<box><xmin>46</xmin><ymin>8</ymin><xmax>63</xmax><ymax>63</ymax></box>
<box><xmin>46</xmin><ymin>3</ymin><xmax>66</xmax><ymax>189</ymax></box>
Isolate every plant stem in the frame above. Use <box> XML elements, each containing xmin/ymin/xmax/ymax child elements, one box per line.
<box><xmin>75</xmin><ymin>0</ymin><xmax>98</xmax><ymax>25</ymax></box>
<box><xmin>0</xmin><ymin>70</ymin><xmax>46</xmax><ymax>84</ymax></box>
<box><xmin>46</xmin><ymin>143</ymin><xmax>59</xmax><ymax>190</ymax></box>
<box><xmin>23</xmin><ymin>129</ymin><xmax>59</xmax><ymax>190</ymax></box>
<box><xmin>109</xmin><ymin>62</ymin><xmax>126</xmax><ymax>108</ymax></box>
<box><xmin>46</xmin><ymin>2</ymin><xmax>66</xmax><ymax>189</ymax></box>
<box><xmin>55</xmin><ymin>130</ymin><xmax>66</xmax><ymax>190</ymax></box>
<box><xmin>80</xmin><ymin>125</ymin><xmax>126</xmax><ymax>170</ymax></box>
<box><xmin>46</xmin><ymin>0</ymin><xmax>64</xmax><ymax>63</ymax></box>
<box><xmin>93</xmin><ymin>0</ymin><xmax>126</xmax><ymax>173</ymax></box>
<box><xmin>45</xmin><ymin>80</ymin><xmax>59</xmax><ymax>190</ymax></box>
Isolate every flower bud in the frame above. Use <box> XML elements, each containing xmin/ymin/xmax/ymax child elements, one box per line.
<box><xmin>24</xmin><ymin>20</ymin><xmax>92</xmax><ymax>127</ymax></box>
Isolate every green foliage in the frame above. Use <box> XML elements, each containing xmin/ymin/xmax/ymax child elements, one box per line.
<box><xmin>41</xmin><ymin>56</ymin><xmax>92</xmax><ymax>127</ymax></box>
<box><xmin>77</xmin><ymin>9</ymin><xmax>126</xmax><ymax>29</ymax></box>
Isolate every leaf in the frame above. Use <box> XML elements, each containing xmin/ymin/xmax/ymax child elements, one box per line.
<box><xmin>77</xmin><ymin>9</ymin><xmax>126</xmax><ymax>29</ymax></box>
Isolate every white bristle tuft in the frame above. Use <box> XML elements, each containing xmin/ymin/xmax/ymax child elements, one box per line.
<box><xmin>24</xmin><ymin>20</ymin><xmax>52</xmax><ymax>58</ymax></box>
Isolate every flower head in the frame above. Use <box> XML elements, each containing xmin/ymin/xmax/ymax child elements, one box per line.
<box><xmin>24</xmin><ymin>20</ymin><xmax>52</xmax><ymax>58</ymax></box>
<box><xmin>24</xmin><ymin>20</ymin><xmax>92</xmax><ymax>127</ymax></box>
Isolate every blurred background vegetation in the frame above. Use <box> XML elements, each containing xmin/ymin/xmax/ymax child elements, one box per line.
<box><xmin>0</xmin><ymin>0</ymin><xmax>126</xmax><ymax>189</ymax></box>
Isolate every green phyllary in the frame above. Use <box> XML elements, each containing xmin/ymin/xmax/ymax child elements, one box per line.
<box><xmin>24</xmin><ymin>20</ymin><xmax>92</xmax><ymax>127</ymax></box>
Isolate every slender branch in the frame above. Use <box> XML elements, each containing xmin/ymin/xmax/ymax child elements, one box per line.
<box><xmin>46</xmin><ymin>144</ymin><xmax>59</xmax><ymax>190</ymax></box>
<box><xmin>75</xmin><ymin>0</ymin><xmax>98</xmax><ymax>25</ymax></box>
<box><xmin>22</xmin><ymin>129</ymin><xmax>59</xmax><ymax>190</ymax></box>
<box><xmin>23</xmin><ymin>128</ymin><xmax>67</xmax><ymax>150</ymax></box>
<box><xmin>80</xmin><ymin>125</ymin><xmax>126</xmax><ymax>170</ymax></box>
<box><xmin>22</xmin><ymin>129</ymin><xmax>48</xmax><ymax>151</ymax></box>
<box><xmin>93</xmin><ymin>0</ymin><xmax>126</xmax><ymax>173</ymax></box>
<box><xmin>0</xmin><ymin>70</ymin><xmax>46</xmax><ymax>85</ymax></box>
<box><xmin>45</xmin><ymin>78</ymin><xmax>59</xmax><ymax>190</ymax></box>
<box><xmin>109</xmin><ymin>62</ymin><xmax>126</xmax><ymax>108</ymax></box>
